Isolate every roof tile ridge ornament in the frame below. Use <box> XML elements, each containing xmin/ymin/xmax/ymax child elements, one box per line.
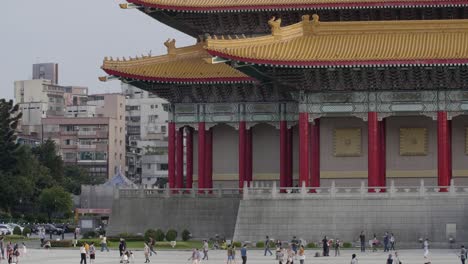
<box><xmin>311</xmin><ymin>14</ymin><xmax>320</xmax><ymax>34</ymax></box>
<box><xmin>268</xmin><ymin>16</ymin><xmax>282</xmax><ymax>39</ymax></box>
<box><xmin>164</xmin><ymin>38</ymin><xmax>177</xmax><ymax>57</ymax></box>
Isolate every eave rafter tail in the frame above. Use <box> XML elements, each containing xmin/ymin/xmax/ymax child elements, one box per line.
<box><xmin>127</xmin><ymin>0</ymin><xmax>468</xmax><ymax>12</ymax></box>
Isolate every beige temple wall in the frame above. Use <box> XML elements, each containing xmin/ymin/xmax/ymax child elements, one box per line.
<box><xmin>191</xmin><ymin>115</ymin><xmax>468</xmax><ymax>188</ymax></box>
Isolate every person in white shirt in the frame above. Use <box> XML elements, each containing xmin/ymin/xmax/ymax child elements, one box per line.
<box><xmin>393</xmin><ymin>251</ymin><xmax>401</xmax><ymax>264</ymax></box>
<box><xmin>79</xmin><ymin>245</ymin><xmax>87</xmax><ymax>264</ymax></box>
<box><xmin>423</xmin><ymin>239</ymin><xmax>429</xmax><ymax>258</ymax></box>
<box><xmin>351</xmin><ymin>253</ymin><xmax>358</xmax><ymax>264</ymax></box>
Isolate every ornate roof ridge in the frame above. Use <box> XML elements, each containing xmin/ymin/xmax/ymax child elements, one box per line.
<box><xmin>204</xmin><ymin>16</ymin><xmax>468</xmax><ymax>67</ymax></box>
<box><xmin>103</xmin><ymin>41</ymin><xmax>206</xmax><ymax>69</ymax></box>
<box><xmin>127</xmin><ymin>0</ymin><xmax>468</xmax><ymax>12</ymax></box>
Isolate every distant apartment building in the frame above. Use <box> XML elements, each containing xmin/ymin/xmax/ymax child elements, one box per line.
<box><xmin>14</xmin><ymin>78</ymin><xmax>88</xmax><ymax>136</ymax></box>
<box><xmin>42</xmin><ymin>94</ymin><xmax>126</xmax><ymax>179</ymax></box>
<box><xmin>33</xmin><ymin>63</ymin><xmax>58</xmax><ymax>85</ymax></box>
<box><xmin>122</xmin><ymin>83</ymin><xmax>169</xmax><ymax>186</ymax></box>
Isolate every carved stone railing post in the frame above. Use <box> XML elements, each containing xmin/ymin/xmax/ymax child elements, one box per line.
<box><xmin>272</xmin><ymin>181</ymin><xmax>277</xmax><ymax>199</ymax></box>
<box><xmin>449</xmin><ymin>179</ymin><xmax>456</xmax><ymax>196</ymax></box>
<box><xmin>301</xmin><ymin>181</ymin><xmax>307</xmax><ymax>198</ymax></box>
<box><xmin>419</xmin><ymin>179</ymin><xmax>426</xmax><ymax>197</ymax></box>
<box><xmin>164</xmin><ymin>187</ymin><xmax>170</xmax><ymax>198</ymax></box>
<box><xmin>243</xmin><ymin>181</ymin><xmax>249</xmax><ymax>200</ymax></box>
<box><xmin>389</xmin><ymin>180</ymin><xmax>396</xmax><ymax>197</ymax></box>
<box><xmin>360</xmin><ymin>181</ymin><xmax>366</xmax><ymax>197</ymax></box>
<box><xmin>330</xmin><ymin>181</ymin><xmax>336</xmax><ymax>198</ymax></box>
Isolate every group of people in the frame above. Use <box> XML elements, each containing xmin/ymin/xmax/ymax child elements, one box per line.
<box><xmin>143</xmin><ymin>237</ymin><xmax>157</xmax><ymax>263</ymax></box>
<box><xmin>358</xmin><ymin>231</ymin><xmax>397</xmax><ymax>253</ymax></box>
<box><xmin>0</xmin><ymin>237</ymin><xmax>26</xmax><ymax>264</ymax></box>
<box><xmin>79</xmin><ymin>242</ymin><xmax>96</xmax><ymax>264</ymax></box>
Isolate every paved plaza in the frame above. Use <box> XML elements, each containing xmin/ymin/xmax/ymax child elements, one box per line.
<box><xmin>17</xmin><ymin>248</ymin><xmax>463</xmax><ymax>263</ymax></box>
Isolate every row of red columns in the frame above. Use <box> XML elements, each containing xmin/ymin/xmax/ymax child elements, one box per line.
<box><xmin>168</xmin><ymin>111</ymin><xmax>452</xmax><ymax>191</ymax></box>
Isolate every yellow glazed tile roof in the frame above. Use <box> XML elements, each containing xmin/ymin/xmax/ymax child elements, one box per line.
<box><xmin>126</xmin><ymin>0</ymin><xmax>468</xmax><ymax>11</ymax></box>
<box><xmin>205</xmin><ymin>16</ymin><xmax>468</xmax><ymax>67</ymax></box>
<box><xmin>101</xmin><ymin>42</ymin><xmax>252</xmax><ymax>83</ymax></box>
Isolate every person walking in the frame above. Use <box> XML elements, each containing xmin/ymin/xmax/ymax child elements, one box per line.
<box><xmin>423</xmin><ymin>239</ymin><xmax>429</xmax><ymax>259</ymax></box>
<box><xmin>149</xmin><ymin>237</ymin><xmax>157</xmax><ymax>256</ymax></box>
<box><xmin>240</xmin><ymin>244</ymin><xmax>247</xmax><ymax>264</ymax></box>
<box><xmin>383</xmin><ymin>232</ymin><xmax>389</xmax><ymax>252</ymax></box>
<box><xmin>359</xmin><ymin>231</ymin><xmax>365</xmax><ymax>252</ymax></box>
<box><xmin>21</xmin><ymin>242</ymin><xmax>27</xmax><ymax>258</ymax></box>
<box><xmin>188</xmin><ymin>248</ymin><xmax>199</xmax><ymax>264</ymax></box>
<box><xmin>79</xmin><ymin>244</ymin><xmax>87</xmax><ymax>264</ymax></box>
<box><xmin>372</xmin><ymin>234</ymin><xmax>378</xmax><ymax>252</ymax></box>
<box><xmin>351</xmin><ymin>253</ymin><xmax>358</xmax><ymax>264</ymax></box>
<box><xmin>264</xmin><ymin>236</ymin><xmax>273</xmax><ymax>256</ymax></box>
<box><xmin>119</xmin><ymin>239</ymin><xmax>126</xmax><ymax>260</ymax></box>
<box><xmin>100</xmin><ymin>236</ymin><xmax>109</xmax><ymax>252</ymax></box>
<box><xmin>0</xmin><ymin>236</ymin><xmax>4</xmax><ymax>260</ymax></box>
<box><xmin>298</xmin><ymin>245</ymin><xmax>305</xmax><ymax>264</ymax></box>
<box><xmin>387</xmin><ymin>254</ymin><xmax>393</xmax><ymax>264</ymax></box>
<box><xmin>202</xmin><ymin>240</ymin><xmax>209</xmax><ymax>260</ymax></box>
<box><xmin>322</xmin><ymin>236</ymin><xmax>329</xmax><ymax>256</ymax></box>
<box><xmin>460</xmin><ymin>245</ymin><xmax>467</xmax><ymax>264</ymax></box>
<box><xmin>227</xmin><ymin>246</ymin><xmax>234</xmax><ymax>264</ymax></box>
<box><xmin>390</xmin><ymin>234</ymin><xmax>396</xmax><ymax>251</ymax></box>
<box><xmin>291</xmin><ymin>236</ymin><xmax>299</xmax><ymax>254</ymax></box>
<box><xmin>393</xmin><ymin>251</ymin><xmax>401</xmax><ymax>264</ymax></box>
<box><xmin>89</xmin><ymin>242</ymin><xmax>96</xmax><ymax>264</ymax></box>
<box><xmin>334</xmin><ymin>239</ymin><xmax>341</xmax><ymax>256</ymax></box>
<box><xmin>286</xmin><ymin>248</ymin><xmax>295</xmax><ymax>264</ymax></box>
<box><xmin>144</xmin><ymin>243</ymin><xmax>150</xmax><ymax>263</ymax></box>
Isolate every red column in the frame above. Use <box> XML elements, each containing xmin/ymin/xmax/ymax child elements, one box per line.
<box><xmin>198</xmin><ymin>123</ymin><xmax>206</xmax><ymax>191</ymax></box>
<box><xmin>168</xmin><ymin>122</ymin><xmax>176</xmax><ymax>189</ymax></box>
<box><xmin>448</xmin><ymin>120</ymin><xmax>452</xmax><ymax>181</ymax></box>
<box><xmin>299</xmin><ymin>112</ymin><xmax>310</xmax><ymax>187</ymax></box>
<box><xmin>287</xmin><ymin>127</ymin><xmax>293</xmax><ymax>187</ymax></box>
<box><xmin>246</xmin><ymin>128</ymin><xmax>253</xmax><ymax>186</ymax></box>
<box><xmin>379</xmin><ymin>119</ymin><xmax>387</xmax><ymax>189</ymax></box>
<box><xmin>368</xmin><ymin>112</ymin><xmax>380</xmax><ymax>192</ymax></box>
<box><xmin>239</xmin><ymin>121</ymin><xmax>246</xmax><ymax>190</ymax></box>
<box><xmin>186</xmin><ymin>127</ymin><xmax>193</xmax><ymax>190</ymax></box>
<box><xmin>310</xmin><ymin>119</ymin><xmax>320</xmax><ymax>190</ymax></box>
<box><xmin>280</xmin><ymin>121</ymin><xmax>288</xmax><ymax>192</ymax></box>
<box><xmin>438</xmin><ymin>112</ymin><xmax>451</xmax><ymax>191</ymax></box>
<box><xmin>175</xmin><ymin>127</ymin><xmax>184</xmax><ymax>189</ymax></box>
<box><xmin>205</xmin><ymin>128</ymin><xmax>213</xmax><ymax>190</ymax></box>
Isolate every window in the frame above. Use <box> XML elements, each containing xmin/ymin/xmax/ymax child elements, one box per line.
<box><xmin>161</xmin><ymin>125</ymin><xmax>166</xmax><ymax>133</ymax></box>
<box><xmin>148</xmin><ymin>115</ymin><xmax>158</xmax><ymax>122</ymax></box>
<box><xmin>65</xmin><ymin>139</ymin><xmax>71</xmax><ymax>145</ymax></box>
<box><xmin>147</xmin><ymin>164</ymin><xmax>151</xmax><ymax>169</ymax></box>
<box><xmin>79</xmin><ymin>152</ymin><xmax>94</xmax><ymax>160</ymax></box>
<box><xmin>64</xmin><ymin>153</ymin><xmax>76</xmax><ymax>160</ymax></box>
<box><xmin>120</xmin><ymin>153</ymin><xmax>122</xmax><ymax>160</ymax></box>
<box><xmin>120</xmin><ymin>140</ymin><xmax>122</xmax><ymax>146</ymax></box>
<box><xmin>160</xmin><ymin>164</ymin><xmax>168</xmax><ymax>170</ymax></box>
<box><xmin>95</xmin><ymin>152</ymin><xmax>107</xmax><ymax>160</ymax></box>
<box><xmin>150</xmin><ymin>105</ymin><xmax>154</xmax><ymax>109</ymax></box>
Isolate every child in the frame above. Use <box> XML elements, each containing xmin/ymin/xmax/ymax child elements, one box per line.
<box><xmin>21</xmin><ymin>242</ymin><xmax>27</xmax><ymax>258</ymax></box>
<box><xmin>144</xmin><ymin>243</ymin><xmax>150</xmax><ymax>263</ymax></box>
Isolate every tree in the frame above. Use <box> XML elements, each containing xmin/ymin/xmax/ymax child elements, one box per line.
<box><xmin>0</xmin><ymin>99</ymin><xmax>22</xmax><ymax>172</ymax></box>
<box><xmin>38</xmin><ymin>186</ymin><xmax>72</xmax><ymax>222</ymax></box>
<box><xmin>63</xmin><ymin>165</ymin><xmax>105</xmax><ymax>195</ymax></box>
<box><xmin>33</xmin><ymin>139</ymin><xmax>64</xmax><ymax>184</ymax></box>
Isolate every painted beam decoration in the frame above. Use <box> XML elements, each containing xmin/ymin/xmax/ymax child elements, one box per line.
<box><xmin>399</xmin><ymin>128</ymin><xmax>428</xmax><ymax>156</ymax></box>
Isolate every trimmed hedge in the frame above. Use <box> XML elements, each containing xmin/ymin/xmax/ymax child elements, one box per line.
<box><xmin>22</xmin><ymin>227</ymin><xmax>32</xmax><ymax>237</ymax></box>
<box><xmin>181</xmin><ymin>229</ymin><xmax>191</xmax><ymax>241</ymax></box>
<box><xmin>108</xmin><ymin>234</ymin><xmax>144</xmax><ymax>242</ymax></box>
<box><xmin>165</xmin><ymin>229</ymin><xmax>177</xmax><ymax>241</ymax></box>
<box><xmin>82</xmin><ymin>231</ymin><xmax>97</xmax><ymax>239</ymax></box>
<box><xmin>13</xmin><ymin>227</ymin><xmax>22</xmax><ymax>236</ymax></box>
<box><xmin>256</xmin><ymin>241</ymin><xmax>264</xmax><ymax>248</ymax></box>
<box><xmin>343</xmin><ymin>242</ymin><xmax>353</xmax><ymax>248</ymax></box>
<box><xmin>144</xmin><ymin>229</ymin><xmax>158</xmax><ymax>243</ymax></box>
<box><xmin>307</xmin><ymin>242</ymin><xmax>316</xmax><ymax>248</ymax></box>
<box><xmin>155</xmin><ymin>229</ymin><xmax>165</xmax><ymax>242</ymax></box>
<box><xmin>50</xmin><ymin>240</ymin><xmax>73</xmax><ymax>247</ymax></box>
<box><xmin>232</xmin><ymin>241</ymin><xmax>242</xmax><ymax>248</ymax></box>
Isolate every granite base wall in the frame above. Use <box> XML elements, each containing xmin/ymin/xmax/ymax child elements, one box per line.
<box><xmin>233</xmin><ymin>197</ymin><xmax>468</xmax><ymax>248</ymax></box>
<box><xmin>107</xmin><ymin>197</ymin><xmax>240</xmax><ymax>239</ymax></box>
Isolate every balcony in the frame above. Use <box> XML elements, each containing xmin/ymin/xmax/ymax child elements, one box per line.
<box><xmin>78</xmin><ymin>144</ymin><xmax>96</xmax><ymax>149</ymax></box>
<box><xmin>78</xmin><ymin>130</ymin><xmax>96</xmax><ymax>136</ymax></box>
<box><xmin>60</xmin><ymin>130</ymin><xmax>77</xmax><ymax>136</ymax></box>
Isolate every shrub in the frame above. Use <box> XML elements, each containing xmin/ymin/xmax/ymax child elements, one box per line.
<box><xmin>165</xmin><ymin>229</ymin><xmax>177</xmax><ymax>241</ymax></box>
<box><xmin>13</xmin><ymin>227</ymin><xmax>22</xmax><ymax>236</ymax></box>
<box><xmin>181</xmin><ymin>229</ymin><xmax>191</xmax><ymax>241</ymax></box>
<box><xmin>82</xmin><ymin>231</ymin><xmax>97</xmax><ymax>239</ymax></box>
<box><xmin>306</xmin><ymin>242</ymin><xmax>316</xmax><ymax>248</ymax></box>
<box><xmin>144</xmin><ymin>229</ymin><xmax>158</xmax><ymax>242</ymax></box>
<box><xmin>343</xmin><ymin>242</ymin><xmax>353</xmax><ymax>248</ymax></box>
<box><xmin>232</xmin><ymin>241</ymin><xmax>242</xmax><ymax>248</ymax></box>
<box><xmin>6</xmin><ymin>235</ymin><xmax>25</xmax><ymax>239</ymax></box>
<box><xmin>256</xmin><ymin>241</ymin><xmax>264</xmax><ymax>248</ymax></box>
<box><xmin>50</xmin><ymin>240</ymin><xmax>73</xmax><ymax>247</ymax></box>
<box><xmin>155</xmin><ymin>229</ymin><xmax>165</xmax><ymax>242</ymax></box>
<box><xmin>22</xmin><ymin>227</ymin><xmax>31</xmax><ymax>237</ymax></box>
<box><xmin>108</xmin><ymin>235</ymin><xmax>144</xmax><ymax>242</ymax></box>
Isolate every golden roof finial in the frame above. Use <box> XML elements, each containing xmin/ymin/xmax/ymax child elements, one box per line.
<box><xmin>164</xmin><ymin>39</ymin><xmax>177</xmax><ymax>56</ymax></box>
<box><xmin>268</xmin><ymin>16</ymin><xmax>282</xmax><ymax>36</ymax></box>
<box><xmin>119</xmin><ymin>3</ymin><xmax>128</xmax><ymax>9</ymax></box>
<box><xmin>311</xmin><ymin>14</ymin><xmax>320</xmax><ymax>34</ymax></box>
<box><xmin>302</xmin><ymin>15</ymin><xmax>310</xmax><ymax>23</ymax></box>
<box><xmin>98</xmin><ymin>76</ymin><xmax>108</xmax><ymax>82</ymax></box>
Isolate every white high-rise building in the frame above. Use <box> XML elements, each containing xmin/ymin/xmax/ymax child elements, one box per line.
<box><xmin>122</xmin><ymin>83</ymin><xmax>169</xmax><ymax>186</ymax></box>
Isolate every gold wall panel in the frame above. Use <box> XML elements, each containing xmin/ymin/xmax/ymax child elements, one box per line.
<box><xmin>400</xmin><ymin>128</ymin><xmax>427</xmax><ymax>156</ymax></box>
<box><xmin>333</xmin><ymin>128</ymin><xmax>362</xmax><ymax>157</ymax></box>
<box><xmin>465</xmin><ymin>128</ymin><xmax>468</xmax><ymax>155</ymax></box>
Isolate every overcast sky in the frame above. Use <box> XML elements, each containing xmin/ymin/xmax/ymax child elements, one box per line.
<box><xmin>0</xmin><ymin>0</ymin><xmax>195</xmax><ymax>100</ymax></box>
